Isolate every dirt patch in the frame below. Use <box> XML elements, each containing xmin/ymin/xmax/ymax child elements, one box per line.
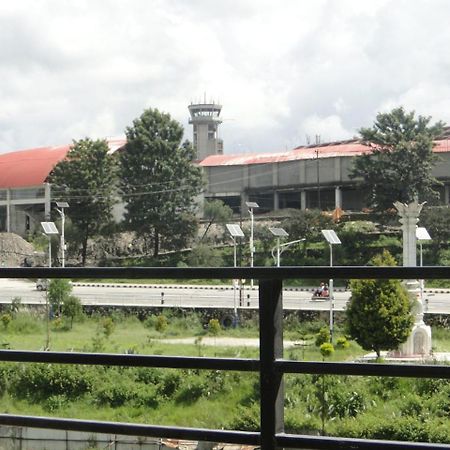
<box><xmin>0</xmin><ymin>232</ymin><xmax>41</xmax><ymax>267</ymax></box>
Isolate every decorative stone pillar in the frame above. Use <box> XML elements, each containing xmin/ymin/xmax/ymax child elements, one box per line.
<box><xmin>393</xmin><ymin>201</ymin><xmax>432</xmax><ymax>358</ymax></box>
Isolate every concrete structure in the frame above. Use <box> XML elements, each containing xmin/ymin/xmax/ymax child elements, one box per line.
<box><xmin>0</xmin><ymin>139</ymin><xmax>126</xmax><ymax>236</ymax></box>
<box><xmin>188</xmin><ymin>101</ymin><xmax>223</xmax><ymax>160</ymax></box>
<box><xmin>393</xmin><ymin>201</ymin><xmax>432</xmax><ymax>357</ymax></box>
<box><xmin>200</xmin><ymin>137</ymin><xmax>450</xmax><ymax>215</ymax></box>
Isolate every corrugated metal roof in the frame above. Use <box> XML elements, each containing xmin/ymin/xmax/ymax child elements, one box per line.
<box><xmin>199</xmin><ymin>139</ymin><xmax>450</xmax><ymax>167</ymax></box>
<box><xmin>0</xmin><ymin>139</ymin><xmax>126</xmax><ymax>189</ymax></box>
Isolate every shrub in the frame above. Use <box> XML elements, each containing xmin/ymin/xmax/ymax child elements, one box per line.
<box><xmin>101</xmin><ymin>317</ymin><xmax>115</xmax><ymax>337</ymax></box>
<box><xmin>320</xmin><ymin>342</ymin><xmax>334</xmax><ymax>359</ymax></box>
<box><xmin>0</xmin><ymin>314</ymin><xmax>12</xmax><ymax>329</ymax></box>
<box><xmin>155</xmin><ymin>315</ymin><xmax>168</xmax><ymax>333</ymax></box>
<box><xmin>208</xmin><ymin>318</ymin><xmax>221</xmax><ymax>336</ymax></box>
<box><xmin>315</xmin><ymin>327</ymin><xmax>330</xmax><ymax>347</ymax></box>
<box><xmin>336</xmin><ymin>337</ymin><xmax>350</xmax><ymax>349</ymax></box>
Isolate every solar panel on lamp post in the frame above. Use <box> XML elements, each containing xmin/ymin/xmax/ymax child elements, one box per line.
<box><xmin>321</xmin><ymin>229</ymin><xmax>341</xmax><ymax>342</ymax></box>
<box><xmin>55</xmin><ymin>202</ymin><xmax>69</xmax><ymax>268</ymax></box>
<box><xmin>416</xmin><ymin>227</ymin><xmax>432</xmax><ymax>311</ymax></box>
<box><xmin>245</xmin><ymin>201</ymin><xmax>259</xmax><ymax>289</ymax></box>
<box><xmin>226</xmin><ymin>224</ymin><xmax>245</xmax><ymax>325</ymax></box>
<box><xmin>41</xmin><ymin>222</ymin><xmax>59</xmax><ymax>268</ymax></box>
<box><xmin>269</xmin><ymin>227</ymin><xmax>289</xmax><ymax>267</ymax></box>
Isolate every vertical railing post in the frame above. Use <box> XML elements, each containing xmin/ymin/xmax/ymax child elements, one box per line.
<box><xmin>259</xmin><ymin>279</ymin><xmax>284</xmax><ymax>450</ymax></box>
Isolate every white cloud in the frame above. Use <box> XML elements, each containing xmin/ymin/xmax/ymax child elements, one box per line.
<box><xmin>0</xmin><ymin>0</ymin><xmax>450</xmax><ymax>154</ymax></box>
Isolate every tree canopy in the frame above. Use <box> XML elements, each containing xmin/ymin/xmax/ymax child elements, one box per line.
<box><xmin>350</xmin><ymin>107</ymin><xmax>444</xmax><ymax>211</ymax></box>
<box><xmin>49</xmin><ymin>138</ymin><xmax>118</xmax><ymax>265</ymax></box>
<box><xmin>346</xmin><ymin>250</ymin><xmax>413</xmax><ymax>358</ymax></box>
<box><xmin>118</xmin><ymin>108</ymin><xmax>204</xmax><ymax>256</ymax></box>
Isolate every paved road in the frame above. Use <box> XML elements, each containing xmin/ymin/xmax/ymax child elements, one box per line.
<box><xmin>0</xmin><ymin>278</ymin><xmax>448</xmax><ymax>313</ymax></box>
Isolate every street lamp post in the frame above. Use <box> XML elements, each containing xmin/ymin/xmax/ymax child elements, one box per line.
<box><xmin>41</xmin><ymin>221</ymin><xmax>59</xmax><ymax>351</ymax></box>
<box><xmin>416</xmin><ymin>227</ymin><xmax>431</xmax><ymax>311</ymax></box>
<box><xmin>55</xmin><ymin>201</ymin><xmax>69</xmax><ymax>268</ymax></box>
<box><xmin>245</xmin><ymin>201</ymin><xmax>259</xmax><ymax>288</ymax></box>
<box><xmin>321</xmin><ymin>229</ymin><xmax>341</xmax><ymax>343</ymax></box>
<box><xmin>269</xmin><ymin>227</ymin><xmax>289</xmax><ymax>267</ymax></box>
<box><xmin>226</xmin><ymin>224</ymin><xmax>245</xmax><ymax>325</ymax></box>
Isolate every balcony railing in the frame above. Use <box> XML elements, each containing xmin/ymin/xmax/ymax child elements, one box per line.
<box><xmin>1</xmin><ymin>266</ymin><xmax>450</xmax><ymax>450</ymax></box>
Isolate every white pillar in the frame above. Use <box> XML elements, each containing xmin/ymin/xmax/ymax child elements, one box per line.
<box><xmin>393</xmin><ymin>200</ymin><xmax>432</xmax><ymax>357</ymax></box>
<box><xmin>44</xmin><ymin>183</ymin><xmax>51</xmax><ymax>220</ymax></box>
<box><xmin>300</xmin><ymin>191</ymin><xmax>306</xmax><ymax>210</ymax></box>
<box><xmin>335</xmin><ymin>186</ymin><xmax>342</xmax><ymax>209</ymax></box>
<box><xmin>273</xmin><ymin>191</ymin><xmax>279</xmax><ymax>211</ymax></box>
<box><xmin>394</xmin><ymin>201</ymin><xmax>424</xmax><ymax>267</ymax></box>
<box><xmin>6</xmin><ymin>189</ymin><xmax>11</xmax><ymax>233</ymax></box>
<box><xmin>445</xmin><ymin>185</ymin><xmax>450</xmax><ymax>205</ymax></box>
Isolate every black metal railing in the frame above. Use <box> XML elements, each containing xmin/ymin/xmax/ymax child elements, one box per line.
<box><xmin>1</xmin><ymin>266</ymin><xmax>450</xmax><ymax>450</ymax></box>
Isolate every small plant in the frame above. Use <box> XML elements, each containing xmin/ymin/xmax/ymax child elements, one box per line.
<box><xmin>315</xmin><ymin>327</ymin><xmax>331</xmax><ymax>347</ymax></box>
<box><xmin>101</xmin><ymin>317</ymin><xmax>115</xmax><ymax>338</ymax></box>
<box><xmin>10</xmin><ymin>297</ymin><xmax>22</xmax><ymax>316</ymax></box>
<box><xmin>208</xmin><ymin>318</ymin><xmax>221</xmax><ymax>336</ymax></box>
<box><xmin>320</xmin><ymin>342</ymin><xmax>334</xmax><ymax>359</ymax></box>
<box><xmin>155</xmin><ymin>315</ymin><xmax>168</xmax><ymax>333</ymax></box>
<box><xmin>336</xmin><ymin>337</ymin><xmax>350</xmax><ymax>349</ymax></box>
<box><xmin>0</xmin><ymin>313</ymin><xmax>12</xmax><ymax>330</ymax></box>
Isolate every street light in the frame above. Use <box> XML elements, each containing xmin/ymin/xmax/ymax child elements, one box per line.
<box><xmin>246</xmin><ymin>201</ymin><xmax>259</xmax><ymax>288</ymax></box>
<box><xmin>41</xmin><ymin>222</ymin><xmax>59</xmax><ymax>268</ymax></box>
<box><xmin>416</xmin><ymin>226</ymin><xmax>431</xmax><ymax>310</ymax></box>
<box><xmin>226</xmin><ymin>223</ymin><xmax>245</xmax><ymax>324</ymax></box>
<box><xmin>55</xmin><ymin>201</ymin><xmax>69</xmax><ymax>268</ymax></box>
<box><xmin>269</xmin><ymin>227</ymin><xmax>289</xmax><ymax>267</ymax></box>
<box><xmin>321</xmin><ymin>229</ymin><xmax>341</xmax><ymax>342</ymax></box>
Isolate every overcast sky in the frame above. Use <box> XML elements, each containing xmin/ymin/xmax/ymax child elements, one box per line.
<box><xmin>1</xmin><ymin>0</ymin><xmax>450</xmax><ymax>155</ymax></box>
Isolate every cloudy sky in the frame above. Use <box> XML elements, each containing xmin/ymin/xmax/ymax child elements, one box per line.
<box><xmin>1</xmin><ymin>0</ymin><xmax>450</xmax><ymax>155</ymax></box>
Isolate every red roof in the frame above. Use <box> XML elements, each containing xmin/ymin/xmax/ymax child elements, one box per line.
<box><xmin>0</xmin><ymin>139</ymin><xmax>126</xmax><ymax>189</ymax></box>
<box><xmin>200</xmin><ymin>139</ymin><xmax>450</xmax><ymax>167</ymax></box>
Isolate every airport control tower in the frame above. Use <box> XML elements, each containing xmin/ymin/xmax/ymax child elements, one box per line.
<box><xmin>188</xmin><ymin>101</ymin><xmax>223</xmax><ymax>160</ymax></box>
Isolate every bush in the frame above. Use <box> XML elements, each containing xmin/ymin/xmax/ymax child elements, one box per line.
<box><xmin>10</xmin><ymin>364</ymin><xmax>93</xmax><ymax>401</ymax></box>
<box><xmin>315</xmin><ymin>328</ymin><xmax>330</xmax><ymax>347</ymax></box>
<box><xmin>336</xmin><ymin>337</ymin><xmax>350</xmax><ymax>349</ymax></box>
<box><xmin>155</xmin><ymin>315</ymin><xmax>168</xmax><ymax>333</ymax></box>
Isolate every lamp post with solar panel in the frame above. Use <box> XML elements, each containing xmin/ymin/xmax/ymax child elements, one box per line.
<box><xmin>245</xmin><ymin>201</ymin><xmax>259</xmax><ymax>288</ymax></box>
<box><xmin>269</xmin><ymin>227</ymin><xmax>306</xmax><ymax>267</ymax></box>
<box><xmin>41</xmin><ymin>222</ymin><xmax>59</xmax><ymax>268</ymax></box>
<box><xmin>226</xmin><ymin>224</ymin><xmax>245</xmax><ymax>324</ymax></box>
<box><xmin>321</xmin><ymin>229</ymin><xmax>341</xmax><ymax>342</ymax></box>
<box><xmin>55</xmin><ymin>201</ymin><xmax>69</xmax><ymax>268</ymax></box>
<box><xmin>416</xmin><ymin>226</ymin><xmax>431</xmax><ymax>311</ymax></box>
<box><xmin>41</xmin><ymin>221</ymin><xmax>59</xmax><ymax>350</ymax></box>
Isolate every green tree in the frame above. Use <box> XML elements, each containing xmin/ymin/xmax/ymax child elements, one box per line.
<box><xmin>346</xmin><ymin>250</ymin><xmax>413</xmax><ymax>358</ymax></box>
<box><xmin>49</xmin><ymin>138</ymin><xmax>118</xmax><ymax>265</ymax></box>
<box><xmin>201</xmin><ymin>199</ymin><xmax>233</xmax><ymax>241</ymax></box>
<box><xmin>62</xmin><ymin>295</ymin><xmax>83</xmax><ymax>329</ymax></box>
<box><xmin>419</xmin><ymin>206</ymin><xmax>450</xmax><ymax>260</ymax></box>
<box><xmin>118</xmin><ymin>108</ymin><xmax>204</xmax><ymax>256</ymax></box>
<box><xmin>48</xmin><ymin>279</ymin><xmax>73</xmax><ymax>315</ymax></box>
<box><xmin>350</xmin><ymin>107</ymin><xmax>444</xmax><ymax>211</ymax></box>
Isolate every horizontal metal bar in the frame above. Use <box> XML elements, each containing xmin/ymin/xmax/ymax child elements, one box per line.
<box><xmin>0</xmin><ymin>350</ymin><xmax>259</xmax><ymax>372</ymax></box>
<box><xmin>2</xmin><ymin>266</ymin><xmax>450</xmax><ymax>280</ymax></box>
<box><xmin>276</xmin><ymin>432</ymin><xmax>450</xmax><ymax>449</ymax></box>
<box><xmin>0</xmin><ymin>414</ymin><xmax>260</xmax><ymax>446</ymax></box>
<box><xmin>277</xmin><ymin>360</ymin><xmax>450</xmax><ymax>379</ymax></box>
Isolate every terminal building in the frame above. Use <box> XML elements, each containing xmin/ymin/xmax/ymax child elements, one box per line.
<box><xmin>1</xmin><ymin>103</ymin><xmax>450</xmax><ymax>237</ymax></box>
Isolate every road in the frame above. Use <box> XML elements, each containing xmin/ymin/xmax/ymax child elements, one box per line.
<box><xmin>0</xmin><ymin>278</ymin><xmax>449</xmax><ymax>313</ymax></box>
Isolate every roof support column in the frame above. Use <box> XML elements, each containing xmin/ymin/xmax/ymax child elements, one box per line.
<box><xmin>6</xmin><ymin>189</ymin><xmax>10</xmax><ymax>233</ymax></box>
<box><xmin>44</xmin><ymin>183</ymin><xmax>51</xmax><ymax>221</ymax></box>
<box><xmin>300</xmin><ymin>190</ymin><xmax>306</xmax><ymax>210</ymax></box>
<box><xmin>335</xmin><ymin>186</ymin><xmax>342</xmax><ymax>209</ymax></box>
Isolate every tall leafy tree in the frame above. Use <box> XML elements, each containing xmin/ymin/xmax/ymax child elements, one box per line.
<box><xmin>118</xmin><ymin>108</ymin><xmax>203</xmax><ymax>256</ymax></box>
<box><xmin>201</xmin><ymin>199</ymin><xmax>233</xmax><ymax>241</ymax></box>
<box><xmin>350</xmin><ymin>107</ymin><xmax>444</xmax><ymax>211</ymax></box>
<box><xmin>49</xmin><ymin>138</ymin><xmax>118</xmax><ymax>265</ymax></box>
<box><xmin>346</xmin><ymin>250</ymin><xmax>413</xmax><ymax>358</ymax></box>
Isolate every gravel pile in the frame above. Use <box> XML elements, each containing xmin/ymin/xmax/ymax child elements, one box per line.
<box><xmin>0</xmin><ymin>232</ymin><xmax>38</xmax><ymax>267</ymax></box>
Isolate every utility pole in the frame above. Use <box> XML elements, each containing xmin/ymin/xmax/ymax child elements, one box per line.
<box><xmin>316</xmin><ymin>135</ymin><xmax>321</xmax><ymax>210</ymax></box>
